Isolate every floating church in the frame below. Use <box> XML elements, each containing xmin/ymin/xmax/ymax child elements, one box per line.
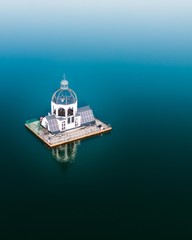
<box><xmin>41</xmin><ymin>79</ymin><xmax>95</xmax><ymax>133</ymax></box>
<box><xmin>25</xmin><ymin>77</ymin><xmax>112</xmax><ymax>148</ymax></box>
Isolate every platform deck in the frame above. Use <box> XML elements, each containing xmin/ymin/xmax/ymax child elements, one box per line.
<box><xmin>25</xmin><ymin>119</ymin><xmax>112</xmax><ymax>148</ymax></box>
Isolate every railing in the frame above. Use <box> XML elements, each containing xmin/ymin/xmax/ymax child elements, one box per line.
<box><xmin>44</xmin><ymin>125</ymin><xmax>102</xmax><ymax>145</ymax></box>
<box><xmin>94</xmin><ymin>116</ymin><xmax>111</xmax><ymax>127</ymax></box>
<box><xmin>26</xmin><ymin>117</ymin><xmax>111</xmax><ymax>146</ymax></box>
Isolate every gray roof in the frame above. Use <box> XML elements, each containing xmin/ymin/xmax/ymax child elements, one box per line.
<box><xmin>78</xmin><ymin>106</ymin><xmax>95</xmax><ymax>125</ymax></box>
<box><xmin>78</xmin><ymin>106</ymin><xmax>92</xmax><ymax>113</ymax></box>
<box><xmin>45</xmin><ymin>115</ymin><xmax>60</xmax><ymax>134</ymax></box>
<box><xmin>45</xmin><ymin>115</ymin><xmax>57</xmax><ymax>121</ymax></box>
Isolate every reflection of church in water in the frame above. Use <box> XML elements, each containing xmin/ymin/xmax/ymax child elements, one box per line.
<box><xmin>52</xmin><ymin>141</ymin><xmax>80</xmax><ymax>163</ymax></box>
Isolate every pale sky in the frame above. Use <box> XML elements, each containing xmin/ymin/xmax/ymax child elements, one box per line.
<box><xmin>0</xmin><ymin>0</ymin><xmax>192</xmax><ymax>62</ymax></box>
<box><xmin>0</xmin><ymin>0</ymin><xmax>191</xmax><ymax>30</ymax></box>
<box><xmin>0</xmin><ymin>0</ymin><xmax>192</xmax><ymax>15</ymax></box>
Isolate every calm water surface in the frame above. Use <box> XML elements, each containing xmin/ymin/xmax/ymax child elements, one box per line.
<box><xmin>1</xmin><ymin>1</ymin><xmax>192</xmax><ymax>239</ymax></box>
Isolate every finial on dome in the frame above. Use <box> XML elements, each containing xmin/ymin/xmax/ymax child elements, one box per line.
<box><xmin>60</xmin><ymin>74</ymin><xmax>68</xmax><ymax>90</ymax></box>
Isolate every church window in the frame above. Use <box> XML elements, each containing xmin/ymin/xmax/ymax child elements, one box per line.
<box><xmin>68</xmin><ymin>108</ymin><xmax>73</xmax><ymax>116</ymax></box>
<box><xmin>58</xmin><ymin>108</ymin><xmax>65</xmax><ymax>116</ymax></box>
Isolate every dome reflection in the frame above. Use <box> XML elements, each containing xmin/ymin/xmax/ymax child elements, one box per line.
<box><xmin>52</xmin><ymin>141</ymin><xmax>80</xmax><ymax>163</ymax></box>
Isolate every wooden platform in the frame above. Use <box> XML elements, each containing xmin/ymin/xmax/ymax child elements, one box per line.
<box><xmin>25</xmin><ymin>118</ymin><xmax>112</xmax><ymax>148</ymax></box>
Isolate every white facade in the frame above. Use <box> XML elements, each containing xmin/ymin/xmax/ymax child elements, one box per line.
<box><xmin>41</xmin><ymin>78</ymin><xmax>95</xmax><ymax>134</ymax></box>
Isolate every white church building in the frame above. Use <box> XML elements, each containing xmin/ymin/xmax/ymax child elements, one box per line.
<box><xmin>40</xmin><ymin>78</ymin><xmax>95</xmax><ymax>134</ymax></box>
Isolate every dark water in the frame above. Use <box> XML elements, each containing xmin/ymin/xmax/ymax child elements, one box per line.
<box><xmin>1</xmin><ymin>1</ymin><xmax>192</xmax><ymax>239</ymax></box>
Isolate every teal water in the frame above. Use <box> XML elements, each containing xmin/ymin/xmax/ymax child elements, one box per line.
<box><xmin>1</xmin><ymin>1</ymin><xmax>192</xmax><ymax>239</ymax></box>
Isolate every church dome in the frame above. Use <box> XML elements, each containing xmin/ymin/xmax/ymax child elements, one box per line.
<box><xmin>52</xmin><ymin>79</ymin><xmax>77</xmax><ymax>105</ymax></box>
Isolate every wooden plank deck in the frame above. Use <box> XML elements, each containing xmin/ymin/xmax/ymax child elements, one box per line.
<box><xmin>25</xmin><ymin>119</ymin><xmax>112</xmax><ymax>148</ymax></box>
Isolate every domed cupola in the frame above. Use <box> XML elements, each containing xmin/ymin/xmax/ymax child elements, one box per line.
<box><xmin>38</xmin><ymin>75</ymin><xmax>97</xmax><ymax>135</ymax></box>
<box><xmin>51</xmin><ymin>77</ymin><xmax>78</xmax><ymax>118</ymax></box>
<box><xmin>52</xmin><ymin>79</ymin><xmax>77</xmax><ymax>105</ymax></box>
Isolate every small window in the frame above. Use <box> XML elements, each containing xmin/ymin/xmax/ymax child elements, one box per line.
<box><xmin>72</xmin><ymin>117</ymin><xmax>74</xmax><ymax>123</ymax></box>
<box><xmin>68</xmin><ymin>108</ymin><xmax>73</xmax><ymax>116</ymax></box>
<box><xmin>68</xmin><ymin>118</ymin><xmax>70</xmax><ymax>124</ymax></box>
<box><xmin>58</xmin><ymin>108</ymin><xmax>65</xmax><ymax>117</ymax></box>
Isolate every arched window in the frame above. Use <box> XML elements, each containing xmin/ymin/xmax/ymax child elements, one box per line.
<box><xmin>68</xmin><ymin>107</ymin><xmax>73</xmax><ymax>116</ymax></box>
<box><xmin>58</xmin><ymin>108</ymin><xmax>65</xmax><ymax>116</ymax></box>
